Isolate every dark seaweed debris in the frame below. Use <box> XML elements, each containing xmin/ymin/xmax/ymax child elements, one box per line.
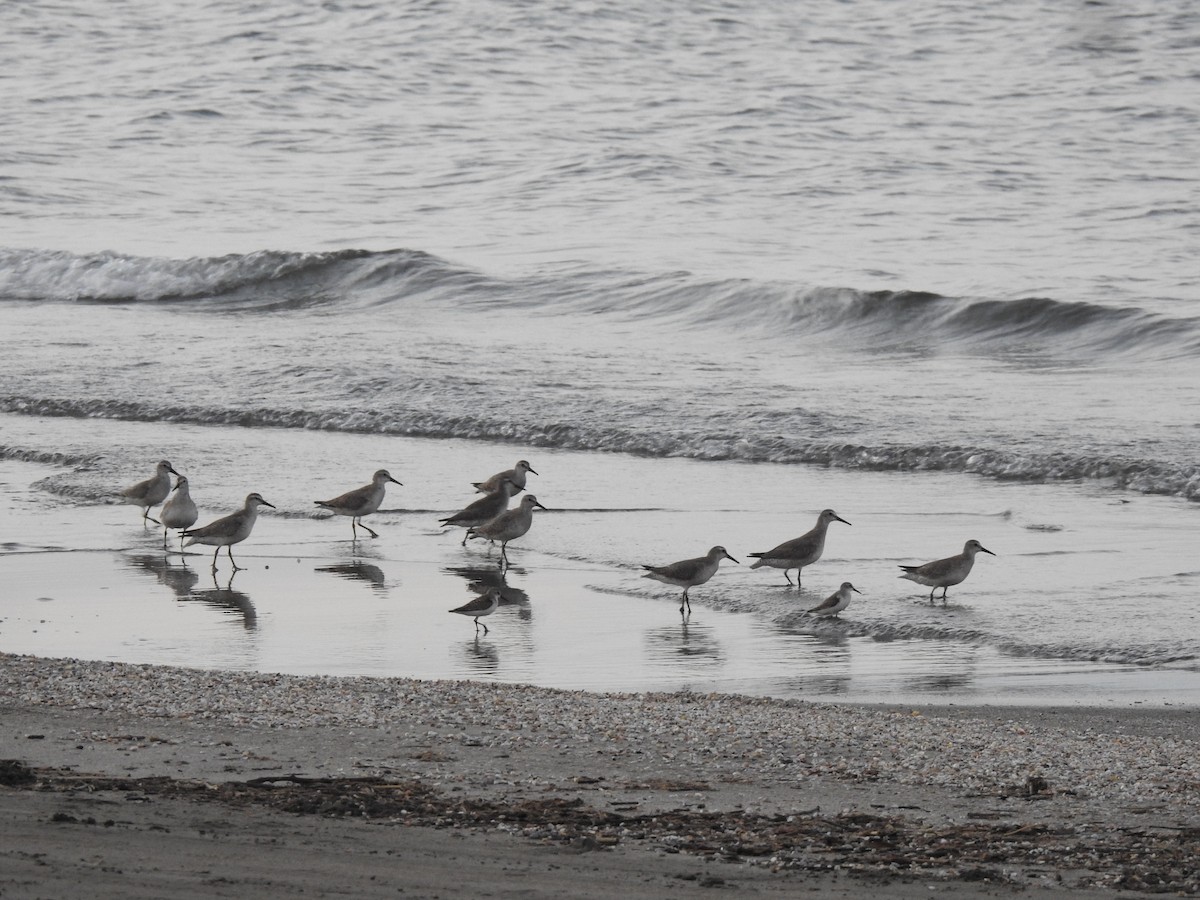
<box><xmin>21</xmin><ymin>767</ymin><xmax>1200</xmax><ymax>894</ymax></box>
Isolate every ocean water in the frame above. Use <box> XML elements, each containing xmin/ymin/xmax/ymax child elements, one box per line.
<box><xmin>2</xmin><ymin>0</ymin><xmax>1198</xmax><ymax>705</ymax></box>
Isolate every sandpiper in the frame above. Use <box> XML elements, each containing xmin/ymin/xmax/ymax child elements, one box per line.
<box><xmin>747</xmin><ymin>508</ymin><xmax>851</xmax><ymax>586</ymax></box>
<box><xmin>159</xmin><ymin>475</ymin><xmax>198</xmax><ymax>551</ymax></box>
<box><xmin>439</xmin><ymin>479</ymin><xmax>520</xmax><ymax>545</ymax></box>
<box><xmin>182</xmin><ymin>492</ymin><xmax>276</xmax><ymax>571</ymax></box>
<box><xmin>449</xmin><ymin>587</ymin><xmax>502</xmax><ymax>634</ymax></box>
<box><xmin>899</xmin><ymin>539</ymin><xmax>996</xmax><ymax>603</ymax></box>
<box><xmin>121</xmin><ymin>460</ymin><xmax>179</xmax><ymax>525</ymax></box>
<box><xmin>468</xmin><ymin>494</ymin><xmax>547</xmax><ymax>569</ymax></box>
<box><xmin>473</xmin><ymin>459</ymin><xmax>537</xmax><ymax>494</ymax></box>
<box><xmin>642</xmin><ymin>545</ymin><xmax>739</xmax><ymax>614</ymax></box>
<box><xmin>315</xmin><ymin>468</ymin><xmax>402</xmax><ymax>539</ymax></box>
<box><xmin>806</xmin><ymin>582</ymin><xmax>861</xmax><ymax>618</ymax></box>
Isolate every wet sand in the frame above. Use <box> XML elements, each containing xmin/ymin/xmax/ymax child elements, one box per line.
<box><xmin>3</xmin><ymin>653</ymin><xmax>1199</xmax><ymax>898</ymax></box>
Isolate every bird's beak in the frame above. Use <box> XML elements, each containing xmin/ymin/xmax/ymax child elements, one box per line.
<box><xmin>390</xmin><ymin>477</ymin><xmax>403</xmax><ymax>485</ymax></box>
<box><xmin>528</xmin><ymin>467</ymin><xmax>539</xmax><ymax>475</ymax></box>
<box><xmin>980</xmin><ymin>546</ymin><xmax>996</xmax><ymax>556</ymax></box>
<box><xmin>262</xmin><ymin>500</ymin><xmax>277</xmax><ymax>509</ymax></box>
<box><xmin>535</xmin><ymin>502</ymin><xmax>548</xmax><ymax>510</ymax></box>
<box><xmin>726</xmin><ymin>553</ymin><xmax>740</xmax><ymax>564</ymax></box>
<box><xmin>835</xmin><ymin>515</ymin><xmax>851</xmax><ymax>526</ymax></box>
<box><xmin>852</xmin><ymin>586</ymin><xmax>863</xmax><ymax>594</ymax></box>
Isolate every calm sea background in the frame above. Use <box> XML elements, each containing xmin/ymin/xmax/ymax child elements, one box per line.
<box><xmin>2</xmin><ymin>0</ymin><xmax>1198</xmax><ymax>704</ymax></box>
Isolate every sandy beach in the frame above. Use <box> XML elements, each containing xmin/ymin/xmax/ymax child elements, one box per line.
<box><xmin>3</xmin><ymin>652</ymin><xmax>1199</xmax><ymax>898</ymax></box>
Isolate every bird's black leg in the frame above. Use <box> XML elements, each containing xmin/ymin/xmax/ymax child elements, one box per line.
<box><xmin>358</xmin><ymin>518</ymin><xmax>379</xmax><ymax>539</ymax></box>
<box><xmin>784</xmin><ymin>569</ymin><xmax>794</xmax><ymax>587</ymax></box>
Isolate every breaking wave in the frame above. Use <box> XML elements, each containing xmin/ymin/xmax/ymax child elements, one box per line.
<box><xmin>3</xmin><ymin>246</ymin><xmax>1198</xmax><ymax>358</ymax></box>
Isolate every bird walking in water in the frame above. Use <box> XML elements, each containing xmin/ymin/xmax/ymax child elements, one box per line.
<box><xmin>468</xmin><ymin>494</ymin><xmax>548</xmax><ymax>570</ymax></box>
<box><xmin>182</xmin><ymin>492</ymin><xmax>276</xmax><ymax>571</ymax></box>
<box><xmin>121</xmin><ymin>460</ymin><xmax>179</xmax><ymax>525</ymax></box>
<box><xmin>806</xmin><ymin>582</ymin><xmax>861</xmax><ymax>618</ymax></box>
<box><xmin>899</xmin><ymin>539</ymin><xmax>996</xmax><ymax>603</ymax></box>
<box><xmin>747</xmin><ymin>508</ymin><xmax>851</xmax><ymax>587</ymax></box>
<box><xmin>439</xmin><ymin>479</ymin><xmax>520</xmax><ymax>545</ymax></box>
<box><xmin>642</xmin><ymin>545</ymin><xmax>739</xmax><ymax>614</ymax></box>
<box><xmin>315</xmin><ymin>468</ymin><xmax>402</xmax><ymax>539</ymax></box>
<box><xmin>159</xmin><ymin>475</ymin><xmax>198</xmax><ymax>551</ymax></box>
<box><xmin>474</xmin><ymin>459</ymin><xmax>537</xmax><ymax>495</ymax></box>
<box><xmin>449</xmin><ymin>587</ymin><xmax>502</xmax><ymax>634</ymax></box>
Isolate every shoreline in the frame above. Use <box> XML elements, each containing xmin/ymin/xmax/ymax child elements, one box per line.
<box><xmin>3</xmin><ymin>652</ymin><xmax>1199</xmax><ymax>897</ymax></box>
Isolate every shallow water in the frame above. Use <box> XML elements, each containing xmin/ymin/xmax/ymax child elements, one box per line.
<box><xmin>2</xmin><ymin>432</ymin><xmax>1197</xmax><ymax>707</ymax></box>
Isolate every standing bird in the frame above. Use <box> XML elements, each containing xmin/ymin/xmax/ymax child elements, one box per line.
<box><xmin>314</xmin><ymin>468</ymin><xmax>402</xmax><ymax>540</ymax></box>
<box><xmin>467</xmin><ymin>494</ymin><xmax>548</xmax><ymax>569</ymax></box>
<box><xmin>473</xmin><ymin>459</ymin><xmax>537</xmax><ymax>495</ymax></box>
<box><xmin>642</xmin><ymin>545</ymin><xmax>739</xmax><ymax>614</ymax></box>
<box><xmin>182</xmin><ymin>492</ymin><xmax>276</xmax><ymax>571</ymax></box>
<box><xmin>121</xmin><ymin>460</ymin><xmax>179</xmax><ymax>525</ymax></box>
<box><xmin>747</xmin><ymin>508</ymin><xmax>851</xmax><ymax>587</ymax></box>
<box><xmin>439</xmin><ymin>479</ymin><xmax>520</xmax><ymax>545</ymax></box>
<box><xmin>449</xmin><ymin>587</ymin><xmax>502</xmax><ymax>634</ymax></box>
<box><xmin>806</xmin><ymin>582</ymin><xmax>862</xmax><ymax>618</ymax></box>
<box><xmin>159</xmin><ymin>475</ymin><xmax>198</xmax><ymax>551</ymax></box>
<box><xmin>899</xmin><ymin>539</ymin><xmax>996</xmax><ymax>604</ymax></box>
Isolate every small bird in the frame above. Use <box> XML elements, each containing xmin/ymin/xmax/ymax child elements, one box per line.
<box><xmin>182</xmin><ymin>492</ymin><xmax>276</xmax><ymax>571</ymax></box>
<box><xmin>806</xmin><ymin>582</ymin><xmax>861</xmax><ymax>618</ymax></box>
<box><xmin>474</xmin><ymin>459</ymin><xmax>537</xmax><ymax>494</ymax></box>
<box><xmin>899</xmin><ymin>539</ymin><xmax>996</xmax><ymax>604</ymax></box>
<box><xmin>439</xmin><ymin>479</ymin><xmax>520</xmax><ymax>545</ymax></box>
<box><xmin>449</xmin><ymin>587</ymin><xmax>502</xmax><ymax>634</ymax></box>
<box><xmin>121</xmin><ymin>460</ymin><xmax>179</xmax><ymax>525</ymax></box>
<box><xmin>315</xmin><ymin>468</ymin><xmax>402</xmax><ymax>539</ymax></box>
<box><xmin>467</xmin><ymin>494</ymin><xmax>548</xmax><ymax>569</ymax></box>
<box><xmin>747</xmin><ymin>508</ymin><xmax>851</xmax><ymax>586</ymax></box>
<box><xmin>159</xmin><ymin>475</ymin><xmax>198</xmax><ymax>551</ymax></box>
<box><xmin>642</xmin><ymin>545</ymin><xmax>739</xmax><ymax>614</ymax></box>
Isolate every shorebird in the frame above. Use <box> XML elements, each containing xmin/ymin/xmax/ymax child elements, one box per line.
<box><xmin>159</xmin><ymin>475</ymin><xmax>198</xmax><ymax>551</ymax></box>
<box><xmin>182</xmin><ymin>492</ymin><xmax>276</xmax><ymax>571</ymax></box>
<box><xmin>473</xmin><ymin>459</ymin><xmax>537</xmax><ymax>494</ymax></box>
<box><xmin>314</xmin><ymin>468</ymin><xmax>402</xmax><ymax>539</ymax></box>
<box><xmin>899</xmin><ymin>539</ymin><xmax>996</xmax><ymax>604</ymax></box>
<box><xmin>449</xmin><ymin>587</ymin><xmax>502</xmax><ymax>634</ymax></box>
<box><xmin>467</xmin><ymin>494</ymin><xmax>547</xmax><ymax>569</ymax></box>
<box><xmin>439</xmin><ymin>479</ymin><xmax>520</xmax><ymax>545</ymax></box>
<box><xmin>121</xmin><ymin>460</ymin><xmax>178</xmax><ymax>525</ymax></box>
<box><xmin>747</xmin><ymin>508</ymin><xmax>851</xmax><ymax>586</ymax></box>
<box><xmin>642</xmin><ymin>545</ymin><xmax>739</xmax><ymax>614</ymax></box>
<box><xmin>806</xmin><ymin>582</ymin><xmax>861</xmax><ymax>618</ymax></box>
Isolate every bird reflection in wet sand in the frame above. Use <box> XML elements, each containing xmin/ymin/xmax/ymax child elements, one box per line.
<box><xmin>646</xmin><ymin>620</ymin><xmax>724</xmax><ymax>670</ymax></box>
<box><xmin>444</xmin><ymin>565</ymin><xmax>530</xmax><ymax>608</ymax></box>
<box><xmin>461</xmin><ymin>634</ymin><xmax>499</xmax><ymax>675</ymax></box>
<box><xmin>184</xmin><ymin>570</ymin><xmax>257</xmax><ymax>629</ymax></box>
<box><xmin>315</xmin><ymin>561</ymin><xmax>389</xmax><ymax>594</ymax></box>
<box><xmin>126</xmin><ymin>553</ymin><xmax>200</xmax><ymax>599</ymax></box>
